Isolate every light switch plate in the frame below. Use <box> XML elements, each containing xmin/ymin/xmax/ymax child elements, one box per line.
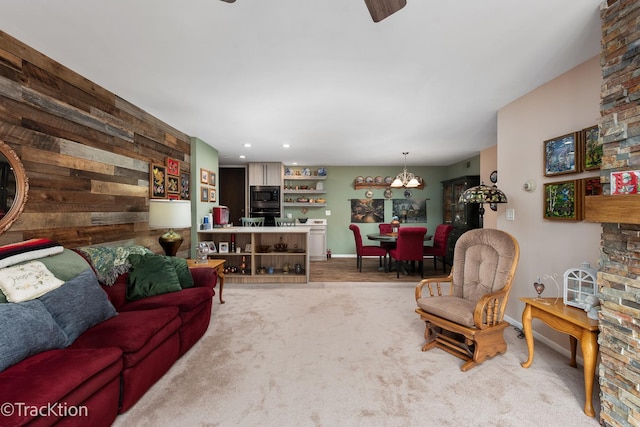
<box><xmin>325</xmin><ymin>210</ymin><xmax>331</xmax><ymax>216</ymax></box>
<box><xmin>506</xmin><ymin>208</ymin><xmax>515</xmax><ymax>221</ymax></box>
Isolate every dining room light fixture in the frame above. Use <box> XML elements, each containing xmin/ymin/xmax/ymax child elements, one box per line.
<box><xmin>458</xmin><ymin>183</ymin><xmax>508</xmax><ymax>228</ymax></box>
<box><xmin>390</xmin><ymin>152</ymin><xmax>420</xmax><ymax>188</ymax></box>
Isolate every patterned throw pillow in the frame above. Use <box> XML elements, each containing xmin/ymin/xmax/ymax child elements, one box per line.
<box><xmin>0</xmin><ymin>261</ymin><xmax>64</xmax><ymax>303</ymax></box>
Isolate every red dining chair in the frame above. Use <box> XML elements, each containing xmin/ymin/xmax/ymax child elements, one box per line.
<box><xmin>389</xmin><ymin>227</ymin><xmax>427</xmax><ymax>278</ymax></box>
<box><xmin>378</xmin><ymin>223</ymin><xmax>396</xmax><ymax>256</ymax></box>
<box><xmin>349</xmin><ymin>224</ymin><xmax>387</xmax><ymax>272</ymax></box>
<box><xmin>423</xmin><ymin>224</ymin><xmax>454</xmax><ymax>273</ymax></box>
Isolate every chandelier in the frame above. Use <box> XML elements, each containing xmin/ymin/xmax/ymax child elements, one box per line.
<box><xmin>390</xmin><ymin>152</ymin><xmax>420</xmax><ymax>188</ymax></box>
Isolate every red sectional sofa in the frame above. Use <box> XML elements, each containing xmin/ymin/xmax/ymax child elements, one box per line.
<box><xmin>0</xmin><ymin>242</ymin><xmax>217</xmax><ymax>427</ymax></box>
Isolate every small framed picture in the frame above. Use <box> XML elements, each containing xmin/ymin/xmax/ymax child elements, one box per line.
<box><xmin>209</xmin><ymin>172</ymin><xmax>216</xmax><ymax>186</ymax></box>
<box><xmin>611</xmin><ymin>170</ymin><xmax>640</xmax><ymax>194</ymax></box>
<box><xmin>581</xmin><ymin>125</ymin><xmax>602</xmax><ymax>171</ymax></box>
<box><xmin>543</xmin><ymin>179</ymin><xmax>582</xmax><ymax>221</ymax></box>
<box><xmin>180</xmin><ymin>172</ymin><xmax>190</xmax><ymax>200</ymax></box>
<box><xmin>245</xmin><ymin>243</ymin><xmax>252</xmax><ymax>252</ymax></box>
<box><xmin>150</xmin><ymin>163</ymin><xmax>167</xmax><ymax>199</ymax></box>
<box><xmin>200</xmin><ymin>168</ymin><xmax>209</xmax><ymax>184</ymax></box>
<box><xmin>219</xmin><ymin>242</ymin><xmax>229</xmax><ymax>253</ymax></box>
<box><xmin>207</xmin><ymin>241</ymin><xmax>217</xmax><ymax>253</ymax></box>
<box><xmin>166</xmin><ymin>157</ymin><xmax>180</xmax><ymax>176</ymax></box>
<box><xmin>209</xmin><ymin>188</ymin><xmax>216</xmax><ymax>202</ymax></box>
<box><xmin>200</xmin><ymin>186</ymin><xmax>209</xmax><ymax>202</ymax></box>
<box><xmin>167</xmin><ymin>175</ymin><xmax>179</xmax><ymax>194</ymax></box>
<box><xmin>544</xmin><ymin>132</ymin><xmax>580</xmax><ymax>176</ymax></box>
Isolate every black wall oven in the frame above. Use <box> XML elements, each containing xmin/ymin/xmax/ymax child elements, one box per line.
<box><xmin>249</xmin><ymin>186</ymin><xmax>281</xmax><ymax>226</ymax></box>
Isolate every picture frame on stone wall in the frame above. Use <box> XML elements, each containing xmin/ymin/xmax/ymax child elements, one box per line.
<box><xmin>543</xmin><ymin>179</ymin><xmax>583</xmax><ymax>221</ymax></box>
<box><xmin>167</xmin><ymin>175</ymin><xmax>179</xmax><ymax>194</ymax></box>
<box><xmin>581</xmin><ymin>125</ymin><xmax>602</xmax><ymax>171</ymax></box>
<box><xmin>150</xmin><ymin>163</ymin><xmax>167</xmax><ymax>199</ymax></box>
<box><xmin>544</xmin><ymin>132</ymin><xmax>581</xmax><ymax>176</ymax></box>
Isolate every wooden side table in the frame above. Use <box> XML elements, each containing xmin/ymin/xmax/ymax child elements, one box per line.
<box><xmin>187</xmin><ymin>259</ymin><xmax>226</xmax><ymax>304</ymax></box>
<box><xmin>520</xmin><ymin>297</ymin><xmax>599</xmax><ymax>417</ymax></box>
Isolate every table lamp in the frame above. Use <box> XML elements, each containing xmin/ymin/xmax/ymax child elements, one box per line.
<box><xmin>148</xmin><ymin>199</ymin><xmax>192</xmax><ymax>256</ymax></box>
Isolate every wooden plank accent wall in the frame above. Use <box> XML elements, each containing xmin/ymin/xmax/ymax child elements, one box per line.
<box><xmin>0</xmin><ymin>30</ymin><xmax>193</xmax><ymax>255</ymax></box>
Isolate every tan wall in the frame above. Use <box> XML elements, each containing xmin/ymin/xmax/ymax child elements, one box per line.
<box><xmin>497</xmin><ymin>56</ymin><xmax>602</xmax><ymax>352</ymax></box>
<box><xmin>0</xmin><ymin>30</ymin><xmax>193</xmax><ymax>255</ymax></box>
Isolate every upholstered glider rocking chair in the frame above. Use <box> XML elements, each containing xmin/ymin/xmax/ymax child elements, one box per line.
<box><xmin>415</xmin><ymin>228</ymin><xmax>520</xmax><ymax>371</ymax></box>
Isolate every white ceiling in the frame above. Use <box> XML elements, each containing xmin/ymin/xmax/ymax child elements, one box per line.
<box><xmin>0</xmin><ymin>0</ymin><xmax>602</xmax><ymax>167</ymax></box>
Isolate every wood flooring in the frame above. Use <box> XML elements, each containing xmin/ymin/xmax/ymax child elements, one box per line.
<box><xmin>309</xmin><ymin>257</ymin><xmax>449</xmax><ymax>283</ymax></box>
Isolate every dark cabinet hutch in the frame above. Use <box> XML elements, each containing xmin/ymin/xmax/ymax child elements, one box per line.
<box><xmin>441</xmin><ymin>175</ymin><xmax>480</xmax><ymax>267</ymax></box>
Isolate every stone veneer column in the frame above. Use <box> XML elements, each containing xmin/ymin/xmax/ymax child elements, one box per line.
<box><xmin>598</xmin><ymin>1</ymin><xmax>640</xmax><ymax>426</ymax></box>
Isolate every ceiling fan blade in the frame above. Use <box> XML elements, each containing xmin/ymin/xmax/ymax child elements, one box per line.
<box><xmin>364</xmin><ymin>0</ymin><xmax>407</xmax><ymax>22</ymax></box>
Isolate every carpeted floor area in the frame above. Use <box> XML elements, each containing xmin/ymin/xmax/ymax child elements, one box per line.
<box><xmin>114</xmin><ymin>282</ymin><xmax>600</xmax><ymax>427</ymax></box>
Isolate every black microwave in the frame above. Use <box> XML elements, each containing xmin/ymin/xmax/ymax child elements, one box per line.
<box><xmin>250</xmin><ymin>186</ymin><xmax>280</xmax><ymax>206</ymax></box>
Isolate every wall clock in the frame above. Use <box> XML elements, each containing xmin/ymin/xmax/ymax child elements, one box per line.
<box><xmin>365</xmin><ymin>190</ymin><xmax>373</xmax><ymax>198</ymax></box>
<box><xmin>404</xmin><ymin>190</ymin><xmax>412</xmax><ymax>198</ymax></box>
<box><xmin>490</xmin><ymin>170</ymin><xmax>498</xmax><ymax>183</ymax></box>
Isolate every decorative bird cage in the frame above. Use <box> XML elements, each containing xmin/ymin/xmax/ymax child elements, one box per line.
<box><xmin>563</xmin><ymin>262</ymin><xmax>597</xmax><ymax>309</ymax></box>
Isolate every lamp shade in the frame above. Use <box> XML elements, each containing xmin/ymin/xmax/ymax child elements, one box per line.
<box><xmin>148</xmin><ymin>199</ymin><xmax>191</xmax><ymax>229</ymax></box>
<box><xmin>458</xmin><ymin>184</ymin><xmax>508</xmax><ymax>204</ymax></box>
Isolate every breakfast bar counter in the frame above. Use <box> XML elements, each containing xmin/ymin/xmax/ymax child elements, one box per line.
<box><xmin>198</xmin><ymin>227</ymin><xmax>310</xmax><ymax>284</ymax></box>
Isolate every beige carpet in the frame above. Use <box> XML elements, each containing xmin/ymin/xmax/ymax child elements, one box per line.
<box><xmin>114</xmin><ymin>282</ymin><xmax>600</xmax><ymax>427</ymax></box>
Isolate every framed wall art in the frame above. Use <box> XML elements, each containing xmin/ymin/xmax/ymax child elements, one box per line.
<box><xmin>200</xmin><ymin>168</ymin><xmax>209</xmax><ymax>184</ymax></box>
<box><xmin>544</xmin><ymin>179</ymin><xmax>582</xmax><ymax>221</ymax></box>
<box><xmin>166</xmin><ymin>157</ymin><xmax>180</xmax><ymax>176</ymax></box>
<box><xmin>200</xmin><ymin>186</ymin><xmax>209</xmax><ymax>202</ymax></box>
<box><xmin>611</xmin><ymin>170</ymin><xmax>640</xmax><ymax>194</ymax></box>
<box><xmin>180</xmin><ymin>172</ymin><xmax>190</xmax><ymax>200</ymax></box>
<box><xmin>209</xmin><ymin>172</ymin><xmax>216</xmax><ymax>187</ymax></box>
<box><xmin>150</xmin><ymin>163</ymin><xmax>167</xmax><ymax>199</ymax></box>
<box><xmin>582</xmin><ymin>125</ymin><xmax>602</xmax><ymax>171</ymax></box>
<box><xmin>544</xmin><ymin>132</ymin><xmax>580</xmax><ymax>176</ymax></box>
<box><xmin>209</xmin><ymin>188</ymin><xmax>216</xmax><ymax>203</ymax></box>
<box><xmin>167</xmin><ymin>175</ymin><xmax>179</xmax><ymax>194</ymax></box>
<box><xmin>582</xmin><ymin>177</ymin><xmax>603</xmax><ymax>197</ymax></box>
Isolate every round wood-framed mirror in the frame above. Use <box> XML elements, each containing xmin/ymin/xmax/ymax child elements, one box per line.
<box><xmin>0</xmin><ymin>140</ymin><xmax>28</xmax><ymax>234</ymax></box>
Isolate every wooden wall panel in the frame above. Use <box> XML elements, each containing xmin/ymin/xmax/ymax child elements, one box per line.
<box><xmin>0</xmin><ymin>30</ymin><xmax>193</xmax><ymax>252</ymax></box>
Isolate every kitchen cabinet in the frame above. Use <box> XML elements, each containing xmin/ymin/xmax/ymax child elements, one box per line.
<box><xmin>248</xmin><ymin>162</ymin><xmax>283</xmax><ymax>186</ymax></box>
<box><xmin>442</xmin><ymin>176</ymin><xmax>480</xmax><ymax>229</ymax></box>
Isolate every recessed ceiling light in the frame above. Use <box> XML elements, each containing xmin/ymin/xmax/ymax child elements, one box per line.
<box><xmin>292</xmin><ymin>162</ymin><xmax>298</xmax><ymax>165</ymax></box>
<box><xmin>239</xmin><ymin>155</ymin><xmax>246</xmax><ymax>159</ymax></box>
<box><xmin>282</xmin><ymin>144</ymin><xmax>290</xmax><ymax>148</ymax></box>
<box><xmin>243</xmin><ymin>143</ymin><xmax>252</xmax><ymax>148</ymax></box>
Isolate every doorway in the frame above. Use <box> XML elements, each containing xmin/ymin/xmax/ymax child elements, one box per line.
<box><xmin>219</xmin><ymin>167</ymin><xmax>246</xmax><ymax>226</ymax></box>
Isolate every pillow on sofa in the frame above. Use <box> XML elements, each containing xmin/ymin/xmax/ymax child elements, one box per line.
<box><xmin>169</xmin><ymin>257</ymin><xmax>195</xmax><ymax>289</ymax></box>
<box><xmin>38</xmin><ymin>268</ymin><xmax>117</xmax><ymax>343</ymax></box>
<box><xmin>0</xmin><ymin>261</ymin><xmax>64</xmax><ymax>303</ymax></box>
<box><xmin>0</xmin><ymin>299</ymin><xmax>68</xmax><ymax>372</ymax></box>
<box><xmin>126</xmin><ymin>254</ymin><xmax>182</xmax><ymax>302</ymax></box>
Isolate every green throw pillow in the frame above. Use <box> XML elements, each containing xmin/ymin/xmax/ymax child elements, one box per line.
<box><xmin>169</xmin><ymin>257</ymin><xmax>194</xmax><ymax>289</ymax></box>
<box><xmin>126</xmin><ymin>254</ymin><xmax>182</xmax><ymax>302</ymax></box>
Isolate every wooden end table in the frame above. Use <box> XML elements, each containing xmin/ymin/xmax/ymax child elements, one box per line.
<box><xmin>187</xmin><ymin>259</ymin><xmax>225</xmax><ymax>304</ymax></box>
<box><xmin>520</xmin><ymin>297</ymin><xmax>599</xmax><ymax>417</ymax></box>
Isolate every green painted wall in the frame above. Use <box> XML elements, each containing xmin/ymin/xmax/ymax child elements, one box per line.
<box><xmin>190</xmin><ymin>137</ymin><xmax>219</xmax><ymax>256</ymax></box>
<box><xmin>283</xmin><ymin>162</ymin><xmax>482</xmax><ymax>256</ymax></box>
